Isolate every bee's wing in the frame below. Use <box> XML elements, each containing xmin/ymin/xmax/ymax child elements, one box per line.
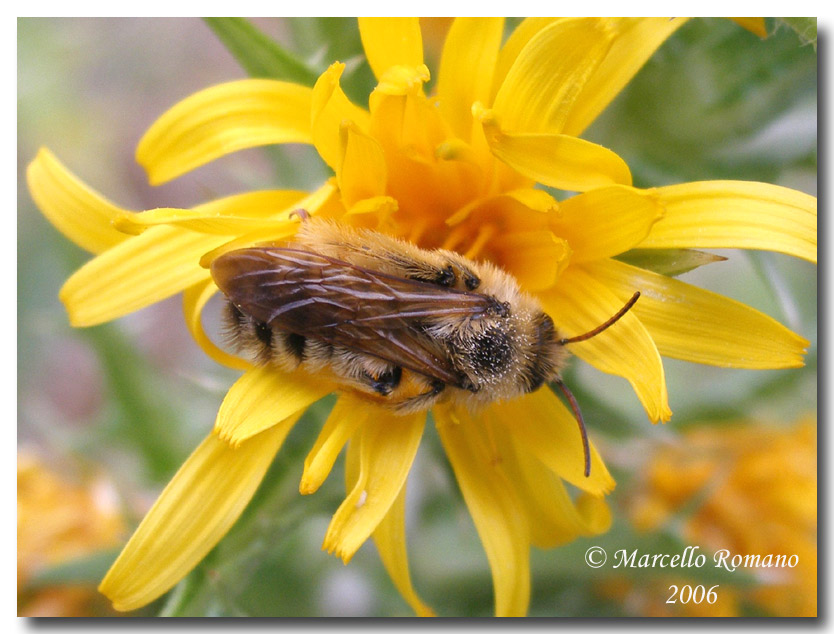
<box><xmin>211</xmin><ymin>247</ymin><xmax>495</xmax><ymax>387</ymax></box>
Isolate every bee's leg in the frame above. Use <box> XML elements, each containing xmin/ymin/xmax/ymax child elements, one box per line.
<box><xmin>375</xmin><ymin>250</ymin><xmax>465</xmax><ymax>288</ymax></box>
<box><xmin>397</xmin><ymin>259</ymin><xmax>457</xmax><ymax>287</ymax></box>
<box><xmin>361</xmin><ymin>366</ymin><xmax>403</xmax><ymax>396</ymax></box>
<box><xmin>342</xmin><ymin>247</ymin><xmax>458</xmax><ymax>288</ymax></box>
<box><xmin>442</xmin><ymin>255</ymin><xmax>481</xmax><ymax>291</ymax></box>
<box><xmin>329</xmin><ymin>347</ymin><xmax>403</xmax><ymax>397</ymax></box>
<box><xmin>395</xmin><ymin>378</ymin><xmax>446</xmax><ymax>413</ymax></box>
<box><xmin>457</xmin><ymin>266</ymin><xmax>480</xmax><ymax>291</ymax></box>
<box><xmin>402</xmin><ymin>257</ymin><xmax>480</xmax><ymax>291</ymax></box>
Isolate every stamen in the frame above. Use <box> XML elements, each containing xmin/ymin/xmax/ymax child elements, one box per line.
<box><xmin>464</xmin><ymin>224</ymin><xmax>497</xmax><ymax>260</ymax></box>
<box><xmin>408</xmin><ymin>217</ymin><xmax>428</xmax><ymax>244</ymax></box>
<box><xmin>441</xmin><ymin>224</ymin><xmax>469</xmax><ymax>251</ymax></box>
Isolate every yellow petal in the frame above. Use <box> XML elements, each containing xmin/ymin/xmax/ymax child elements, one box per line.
<box><xmin>99</xmin><ymin>423</ymin><xmax>291</xmax><ymax>611</ymax></box>
<box><xmin>215</xmin><ymin>367</ymin><xmax>333</xmax><ymax>447</ymax></box>
<box><xmin>197</xmin><ymin>223</ymin><xmax>300</xmax><ymax>269</ymax></box>
<box><xmin>540</xmin><ymin>265</ymin><xmax>671</xmax><ymax>422</ymax></box>
<box><xmin>494</xmin><ymin>230</ymin><xmax>571</xmax><ymax>291</ymax></box>
<box><xmin>368</xmin><ymin>64</ymin><xmax>438</xmax><ymax>157</ymax></box>
<box><xmin>562</xmin><ymin>18</ymin><xmax>688</xmax><ymax>136</ymax></box>
<box><xmin>26</xmin><ymin>148</ymin><xmax>129</xmax><ymax>254</ymax></box>
<box><xmin>197</xmin><ymin>180</ymin><xmax>343</xmax><ymax>268</ymax></box>
<box><xmin>300</xmin><ymin>394</ymin><xmax>368</xmax><ymax>495</ymax></box>
<box><xmin>492</xmin><ymin>17</ymin><xmax>614</xmax><ymax>134</ymax></box>
<box><xmin>477</xmin><ymin>109</ymin><xmax>632</xmax><ymax>191</ymax></box>
<box><xmin>445</xmin><ymin>187</ymin><xmax>556</xmax><ymax>227</ymax></box>
<box><xmin>488</xmin><ymin>419</ymin><xmax>612</xmax><ymax>548</ymax></box>
<box><xmin>358</xmin><ymin>17</ymin><xmax>424</xmax><ymax>80</ymax></box>
<box><xmin>114</xmin><ymin>190</ymin><xmax>308</xmax><ymax>235</ymax></box>
<box><xmin>311</xmin><ymin>63</ymin><xmax>372</xmax><ymax>171</ymax></box>
<box><xmin>552</xmin><ymin>186</ymin><xmax>663</xmax><ymax>263</ymax></box>
<box><xmin>322</xmin><ymin>407</ymin><xmax>425</xmax><ymax>563</ymax></box>
<box><xmin>137</xmin><ymin>79</ymin><xmax>313</xmax><ymax>185</ymax></box>
<box><xmin>488</xmin><ymin>388</ymin><xmax>614</xmax><ymax>494</ymax></box>
<box><xmin>435</xmin><ymin>407</ymin><xmax>530</xmax><ymax>617</ymax></box>
<box><xmin>642</xmin><ymin>181</ymin><xmax>817</xmax><ymax>264</ymax></box>
<box><xmin>586</xmin><ymin>258</ymin><xmax>810</xmax><ymax>369</ymax></box>
<box><xmin>59</xmin><ymin>227</ymin><xmax>225</xmax><ymax>327</ymax></box>
<box><xmin>183</xmin><ymin>279</ymin><xmax>251</xmax><ymax>371</ymax></box>
<box><xmin>345</xmin><ymin>195</ymin><xmax>399</xmax><ymax>220</ymax></box>
<box><xmin>436</xmin><ymin>18</ymin><xmax>504</xmax><ymax>141</ymax></box>
<box><xmin>490</xmin><ymin>18</ymin><xmax>562</xmax><ymax>103</ymax></box>
<box><xmin>372</xmin><ymin>485</ymin><xmax>435</xmax><ymax>616</ymax></box>
<box><xmin>730</xmin><ymin>17</ymin><xmax>768</xmax><ymax>38</ymax></box>
<box><xmin>375</xmin><ymin>64</ymin><xmax>432</xmax><ymax>97</ymax></box>
<box><xmin>338</xmin><ymin>121</ymin><xmax>387</xmax><ymax>208</ymax></box>
<box><xmin>500</xmin><ymin>188</ymin><xmax>559</xmax><ymax>216</ymax></box>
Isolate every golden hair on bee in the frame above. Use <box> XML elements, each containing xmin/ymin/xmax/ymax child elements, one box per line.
<box><xmin>210</xmin><ymin>215</ymin><xmax>639</xmax><ymax>476</ymax></box>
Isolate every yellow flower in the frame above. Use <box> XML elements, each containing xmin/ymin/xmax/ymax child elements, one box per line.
<box><xmin>624</xmin><ymin>417</ymin><xmax>817</xmax><ymax>617</ymax></box>
<box><xmin>18</xmin><ymin>451</ymin><xmax>126</xmax><ymax>616</ymax></box>
<box><xmin>26</xmin><ymin>18</ymin><xmax>815</xmax><ymax>616</ymax></box>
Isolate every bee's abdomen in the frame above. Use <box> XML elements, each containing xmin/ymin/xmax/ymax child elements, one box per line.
<box><xmin>284</xmin><ymin>332</ymin><xmax>307</xmax><ymax>361</ymax></box>
<box><xmin>224</xmin><ymin>301</ymin><xmax>311</xmax><ymax>369</ymax></box>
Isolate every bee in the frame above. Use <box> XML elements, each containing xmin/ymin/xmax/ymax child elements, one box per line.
<box><xmin>210</xmin><ymin>216</ymin><xmax>639</xmax><ymax>476</ymax></box>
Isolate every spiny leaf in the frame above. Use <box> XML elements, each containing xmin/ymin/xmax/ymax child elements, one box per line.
<box><xmin>777</xmin><ymin>17</ymin><xmax>817</xmax><ymax>49</ymax></box>
<box><xmin>615</xmin><ymin>248</ymin><xmax>727</xmax><ymax>277</ymax></box>
<box><xmin>204</xmin><ymin>18</ymin><xmax>318</xmax><ymax>85</ymax></box>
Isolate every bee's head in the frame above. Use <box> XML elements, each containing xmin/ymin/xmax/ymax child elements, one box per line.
<box><xmin>452</xmin><ymin>307</ymin><xmax>567</xmax><ymax>404</ymax></box>
<box><xmin>520</xmin><ymin>312</ymin><xmax>566</xmax><ymax>393</ymax></box>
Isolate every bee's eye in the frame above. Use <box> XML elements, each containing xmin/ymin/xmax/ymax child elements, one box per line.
<box><xmin>525</xmin><ymin>373</ymin><xmax>546</xmax><ymax>393</ymax></box>
<box><xmin>523</xmin><ymin>313</ymin><xmax>557</xmax><ymax>392</ymax></box>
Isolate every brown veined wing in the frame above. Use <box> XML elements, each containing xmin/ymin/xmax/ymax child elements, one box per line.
<box><xmin>210</xmin><ymin>247</ymin><xmax>499</xmax><ymax>388</ymax></box>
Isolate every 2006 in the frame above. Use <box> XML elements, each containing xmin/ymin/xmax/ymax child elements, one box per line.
<box><xmin>666</xmin><ymin>584</ymin><xmax>719</xmax><ymax>604</ymax></box>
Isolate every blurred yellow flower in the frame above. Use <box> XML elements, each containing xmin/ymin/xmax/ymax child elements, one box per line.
<box><xmin>26</xmin><ymin>18</ymin><xmax>815</xmax><ymax>616</ymax></box>
<box><xmin>621</xmin><ymin>417</ymin><xmax>817</xmax><ymax>617</ymax></box>
<box><xmin>17</xmin><ymin>452</ymin><xmax>126</xmax><ymax>616</ymax></box>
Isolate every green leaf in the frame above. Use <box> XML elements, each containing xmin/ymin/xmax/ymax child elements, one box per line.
<box><xmin>158</xmin><ymin>561</ymin><xmax>210</xmax><ymax>616</ymax></box>
<box><xmin>155</xmin><ymin>398</ymin><xmax>342</xmax><ymax>616</ymax></box>
<box><xmin>615</xmin><ymin>248</ymin><xmax>727</xmax><ymax>277</ymax></box>
<box><xmin>286</xmin><ymin>17</ymin><xmax>376</xmax><ymax>105</ymax></box>
<box><xmin>589</xmin><ymin>18</ymin><xmax>817</xmax><ymax>186</ymax></box>
<box><xmin>673</xmin><ymin>352</ymin><xmax>817</xmax><ymax>427</ymax></box>
<box><xmin>204</xmin><ymin>17</ymin><xmax>318</xmax><ymax>85</ymax></box>
<box><xmin>777</xmin><ymin>17</ymin><xmax>817</xmax><ymax>49</ymax></box>
<box><xmin>84</xmin><ymin>323</ymin><xmax>191</xmax><ymax>483</ymax></box>
<box><xmin>51</xmin><ymin>237</ymin><xmax>191</xmax><ymax>484</ymax></box>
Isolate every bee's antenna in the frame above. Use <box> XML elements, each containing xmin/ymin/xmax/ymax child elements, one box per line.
<box><xmin>554</xmin><ymin>379</ymin><xmax>591</xmax><ymax>477</ymax></box>
<box><xmin>559</xmin><ymin>291</ymin><xmax>640</xmax><ymax>346</ymax></box>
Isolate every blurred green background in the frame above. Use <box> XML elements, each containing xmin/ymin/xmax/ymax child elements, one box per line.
<box><xmin>17</xmin><ymin>18</ymin><xmax>816</xmax><ymax>617</ymax></box>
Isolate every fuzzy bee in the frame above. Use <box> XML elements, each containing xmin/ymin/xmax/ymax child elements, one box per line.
<box><xmin>210</xmin><ymin>217</ymin><xmax>639</xmax><ymax>476</ymax></box>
